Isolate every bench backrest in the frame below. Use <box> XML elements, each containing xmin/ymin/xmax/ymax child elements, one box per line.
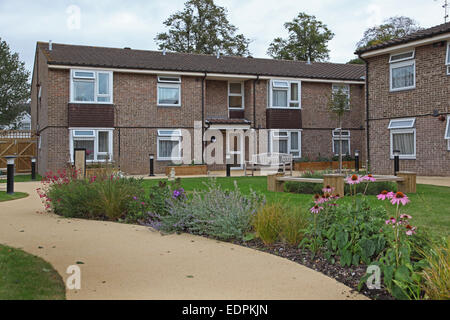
<box><xmin>251</xmin><ymin>153</ymin><xmax>292</xmax><ymax>165</ymax></box>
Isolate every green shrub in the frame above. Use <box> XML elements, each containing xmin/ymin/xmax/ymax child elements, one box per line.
<box><xmin>253</xmin><ymin>203</ymin><xmax>283</xmax><ymax>245</ymax></box>
<box><xmin>285</xmin><ymin>181</ymin><xmax>323</xmax><ymax>195</ymax></box>
<box><xmin>279</xmin><ymin>206</ymin><xmax>308</xmax><ymax>245</ymax></box>
<box><xmin>344</xmin><ymin>181</ymin><xmax>397</xmax><ymax>195</ymax></box>
<box><xmin>156</xmin><ymin>179</ymin><xmax>264</xmax><ymax>241</ymax></box>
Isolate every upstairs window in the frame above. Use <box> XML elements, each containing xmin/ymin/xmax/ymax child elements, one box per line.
<box><xmin>157</xmin><ymin>129</ymin><xmax>182</xmax><ymax>160</ymax></box>
<box><xmin>389</xmin><ymin>51</ymin><xmax>415</xmax><ymax>91</ymax></box>
<box><xmin>71</xmin><ymin>70</ymin><xmax>113</xmax><ymax>103</ymax></box>
<box><xmin>445</xmin><ymin>116</ymin><xmax>450</xmax><ymax>151</ymax></box>
<box><xmin>389</xmin><ymin>118</ymin><xmax>416</xmax><ymax>159</ymax></box>
<box><xmin>332</xmin><ymin>84</ymin><xmax>350</xmax><ymax>110</ymax></box>
<box><xmin>269</xmin><ymin>80</ymin><xmax>301</xmax><ymax>108</ymax></box>
<box><xmin>228</xmin><ymin>82</ymin><xmax>244</xmax><ymax>109</ymax></box>
<box><xmin>157</xmin><ymin>76</ymin><xmax>181</xmax><ymax>107</ymax></box>
<box><xmin>446</xmin><ymin>42</ymin><xmax>450</xmax><ymax>75</ymax></box>
<box><xmin>332</xmin><ymin>129</ymin><xmax>351</xmax><ymax>155</ymax></box>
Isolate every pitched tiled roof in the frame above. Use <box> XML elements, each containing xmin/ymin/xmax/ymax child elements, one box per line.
<box><xmin>37</xmin><ymin>42</ymin><xmax>365</xmax><ymax>81</ymax></box>
<box><xmin>356</xmin><ymin>22</ymin><xmax>450</xmax><ymax>55</ymax></box>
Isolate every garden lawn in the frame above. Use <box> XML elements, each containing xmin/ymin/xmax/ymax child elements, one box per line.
<box><xmin>0</xmin><ymin>191</ymin><xmax>28</xmax><ymax>202</ymax></box>
<box><xmin>142</xmin><ymin>176</ymin><xmax>450</xmax><ymax>237</ymax></box>
<box><xmin>0</xmin><ymin>244</ymin><xmax>66</xmax><ymax>300</ymax></box>
<box><xmin>0</xmin><ymin>174</ymin><xmax>42</xmax><ymax>183</ymax></box>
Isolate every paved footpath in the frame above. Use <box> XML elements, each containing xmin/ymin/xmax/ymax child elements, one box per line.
<box><xmin>0</xmin><ymin>182</ymin><xmax>366</xmax><ymax>300</ymax></box>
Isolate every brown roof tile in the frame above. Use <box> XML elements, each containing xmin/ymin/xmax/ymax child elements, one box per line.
<box><xmin>37</xmin><ymin>42</ymin><xmax>365</xmax><ymax>81</ymax></box>
<box><xmin>356</xmin><ymin>22</ymin><xmax>450</xmax><ymax>55</ymax></box>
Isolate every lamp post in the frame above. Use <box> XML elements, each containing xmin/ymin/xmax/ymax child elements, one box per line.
<box><xmin>5</xmin><ymin>156</ymin><xmax>17</xmax><ymax>195</ymax></box>
<box><xmin>31</xmin><ymin>157</ymin><xmax>37</xmax><ymax>181</ymax></box>
<box><xmin>393</xmin><ymin>149</ymin><xmax>400</xmax><ymax>176</ymax></box>
<box><xmin>149</xmin><ymin>154</ymin><xmax>155</xmax><ymax>176</ymax></box>
<box><xmin>354</xmin><ymin>150</ymin><xmax>360</xmax><ymax>172</ymax></box>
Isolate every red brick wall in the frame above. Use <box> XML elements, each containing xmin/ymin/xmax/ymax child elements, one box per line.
<box><xmin>366</xmin><ymin>42</ymin><xmax>450</xmax><ymax>175</ymax></box>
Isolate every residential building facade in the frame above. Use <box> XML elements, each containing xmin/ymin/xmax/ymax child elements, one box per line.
<box><xmin>357</xmin><ymin>22</ymin><xmax>450</xmax><ymax>176</ymax></box>
<box><xmin>31</xmin><ymin>42</ymin><xmax>365</xmax><ymax>175</ymax></box>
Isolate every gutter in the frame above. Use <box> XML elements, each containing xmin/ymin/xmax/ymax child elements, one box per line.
<box><xmin>201</xmin><ymin>72</ymin><xmax>207</xmax><ymax>164</ymax></box>
<box><xmin>359</xmin><ymin>55</ymin><xmax>370</xmax><ymax>172</ymax></box>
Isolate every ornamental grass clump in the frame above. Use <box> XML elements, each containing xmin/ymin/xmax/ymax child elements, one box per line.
<box><xmin>155</xmin><ymin>179</ymin><xmax>264</xmax><ymax>241</ymax></box>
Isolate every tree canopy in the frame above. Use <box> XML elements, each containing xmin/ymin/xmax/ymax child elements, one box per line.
<box><xmin>155</xmin><ymin>0</ymin><xmax>251</xmax><ymax>56</ymax></box>
<box><xmin>356</xmin><ymin>16</ymin><xmax>422</xmax><ymax>49</ymax></box>
<box><xmin>267</xmin><ymin>12</ymin><xmax>334</xmax><ymax>62</ymax></box>
<box><xmin>0</xmin><ymin>38</ymin><xmax>30</xmax><ymax>127</ymax></box>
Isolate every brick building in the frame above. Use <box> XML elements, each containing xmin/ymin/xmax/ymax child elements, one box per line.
<box><xmin>357</xmin><ymin>22</ymin><xmax>450</xmax><ymax>176</ymax></box>
<box><xmin>31</xmin><ymin>42</ymin><xmax>366</xmax><ymax>175</ymax></box>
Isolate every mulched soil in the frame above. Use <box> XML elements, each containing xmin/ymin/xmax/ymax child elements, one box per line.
<box><xmin>233</xmin><ymin>238</ymin><xmax>394</xmax><ymax>300</ymax></box>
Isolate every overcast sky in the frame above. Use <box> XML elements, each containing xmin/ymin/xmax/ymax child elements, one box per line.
<box><xmin>0</xmin><ymin>0</ymin><xmax>446</xmax><ymax>75</ymax></box>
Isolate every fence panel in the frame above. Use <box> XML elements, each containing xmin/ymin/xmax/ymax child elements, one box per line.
<box><xmin>0</xmin><ymin>130</ymin><xmax>37</xmax><ymax>173</ymax></box>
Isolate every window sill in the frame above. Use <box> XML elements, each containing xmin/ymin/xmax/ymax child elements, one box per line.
<box><xmin>69</xmin><ymin>101</ymin><xmax>113</xmax><ymax>105</ymax></box>
<box><xmin>268</xmin><ymin>107</ymin><xmax>302</xmax><ymax>110</ymax></box>
<box><xmin>389</xmin><ymin>87</ymin><xmax>416</xmax><ymax>93</ymax></box>
<box><xmin>157</xmin><ymin>105</ymin><xmax>182</xmax><ymax>108</ymax></box>
<box><xmin>389</xmin><ymin>156</ymin><xmax>416</xmax><ymax>160</ymax></box>
<box><xmin>157</xmin><ymin>158</ymin><xmax>182</xmax><ymax>161</ymax></box>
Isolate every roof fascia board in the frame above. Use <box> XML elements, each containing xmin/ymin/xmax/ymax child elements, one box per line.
<box><xmin>360</xmin><ymin>33</ymin><xmax>450</xmax><ymax>58</ymax></box>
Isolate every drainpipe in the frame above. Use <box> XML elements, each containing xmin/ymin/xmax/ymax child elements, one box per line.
<box><xmin>253</xmin><ymin>75</ymin><xmax>259</xmax><ymax>129</ymax></box>
<box><xmin>359</xmin><ymin>55</ymin><xmax>370</xmax><ymax>172</ymax></box>
<box><xmin>201</xmin><ymin>72</ymin><xmax>207</xmax><ymax>164</ymax></box>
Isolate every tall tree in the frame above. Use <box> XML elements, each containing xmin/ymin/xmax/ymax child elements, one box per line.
<box><xmin>357</xmin><ymin>16</ymin><xmax>422</xmax><ymax>49</ymax></box>
<box><xmin>155</xmin><ymin>0</ymin><xmax>251</xmax><ymax>56</ymax></box>
<box><xmin>0</xmin><ymin>38</ymin><xmax>30</xmax><ymax>127</ymax></box>
<box><xmin>267</xmin><ymin>13</ymin><xmax>334</xmax><ymax>62</ymax></box>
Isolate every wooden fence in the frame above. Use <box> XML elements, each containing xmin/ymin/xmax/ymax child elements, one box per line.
<box><xmin>0</xmin><ymin>130</ymin><xmax>37</xmax><ymax>173</ymax></box>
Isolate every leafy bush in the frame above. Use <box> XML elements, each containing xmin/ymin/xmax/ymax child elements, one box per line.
<box><xmin>285</xmin><ymin>181</ymin><xmax>324</xmax><ymax>195</ymax></box>
<box><xmin>151</xmin><ymin>179</ymin><xmax>265</xmax><ymax>241</ymax></box>
<box><xmin>344</xmin><ymin>181</ymin><xmax>397</xmax><ymax>195</ymax></box>
<box><xmin>279</xmin><ymin>206</ymin><xmax>308</xmax><ymax>245</ymax></box>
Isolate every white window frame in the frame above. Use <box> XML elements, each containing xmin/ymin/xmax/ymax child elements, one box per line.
<box><xmin>268</xmin><ymin>80</ymin><xmax>301</xmax><ymax>109</ymax></box>
<box><xmin>228</xmin><ymin>82</ymin><xmax>245</xmax><ymax>110</ymax></box>
<box><xmin>70</xmin><ymin>69</ymin><xmax>113</xmax><ymax>104</ymax></box>
<box><xmin>157</xmin><ymin>129</ymin><xmax>182</xmax><ymax>161</ymax></box>
<box><xmin>332</xmin><ymin>129</ymin><xmax>351</xmax><ymax>155</ymax></box>
<box><xmin>389</xmin><ymin>50</ymin><xmax>415</xmax><ymax>63</ymax></box>
<box><xmin>269</xmin><ymin>129</ymin><xmax>302</xmax><ymax>158</ymax></box>
<box><xmin>445</xmin><ymin>116</ymin><xmax>450</xmax><ymax>151</ymax></box>
<box><xmin>69</xmin><ymin>128</ymin><xmax>114</xmax><ymax>163</ymax></box>
<box><xmin>389</xmin><ymin>52</ymin><xmax>416</xmax><ymax>92</ymax></box>
<box><xmin>446</xmin><ymin>42</ymin><xmax>450</xmax><ymax>75</ymax></box>
<box><xmin>157</xmin><ymin>76</ymin><xmax>181</xmax><ymax>107</ymax></box>
<box><xmin>332</xmin><ymin>84</ymin><xmax>351</xmax><ymax>110</ymax></box>
<box><xmin>388</xmin><ymin>118</ymin><xmax>416</xmax><ymax>159</ymax></box>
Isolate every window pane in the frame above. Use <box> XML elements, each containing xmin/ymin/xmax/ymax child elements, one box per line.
<box><xmin>273</xmin><ymin>139</ymin><xmax>288</xmax><ymax>154</ymax></box>
<box><xmin>74</xmin><ymin>80</ymin><xmax>95</xmax><ymax>102</ymax></box>
<box><xmin>97</xmin><ymin>96</ymin><xmax>110</xmax><ymax>103</ymax></box>
<box><xmin>74</xmin><ymin>71</ymin><xmax>95</xmax><ymax>78</ymax></box>
<box><xmin>393</xmin><ymin>132</ymin><xmax>414</xmax><ymax>155</ymax></box>
<box><xmin>273</xmin><ymin>81</ymin><xmax>289</xmax><ymax>88</ymax></box>
<box><xmin>98</xmin><ymin>132</ymin><xmax>109</xmax><ymax>153</ymax></box>
<box><xmin>74</xmin><ymin>139</ymin><xmax>95</xmax><ymax>160</ymax></box>
<box><xmin>74</xmin><ymin>130</ymin><xmax>94</xmax><ymax>136</ymax></box>
<box><xmin>334</xmin><ymin>139</ymin><xmax>350</xmax><ymax>155</ymax></box>
<box><xmin>229</xmin><ymin>83</ymin><xmax>242</xmax><ymax>94</ymax></box>
<box><xmin>229</xmin><ymin>96</ymin><xmax>242</xmax><ymax>108</ymax></box>
<box><xmin>98</xmin><ymin>73</ymin><xmax>109</xmax><ymax>95</ymax></box>
<box><xmin>158</xmin><ymin>86</ymin><xmax>180</xmax><ymax>105</ymax></box>
<box><xmin>159</xmin><ymin>140</ymin><xmax>180</xmax><ymax>158</ymax></box>
<box><xmin>390</xmin><ymin>51</ymin><xmax>414</xmax><ymax>62</ymax></box>
<box><xmin>291</xmin><ymin>132</ymin><xmax>299</xmax><ymax>150</ymax></box>
<box><xmin>446</xmin><ymin>120</ymin><xmax>450</xmax><ymax>139</ymax></box>
<box><xmin>273</xmin><ymin>89</ymin><xmax>288</xmax><ymax>107</ymax></box>
<box><xmin>389</xmin><ymin>119</ymin><xmax>414</xmax><ymax>129</ymax></box>
<box><xmin>447</xmin><ymin>45</ymin><xmax>450</xmax><ymax>64</ymax></box>
<box><xmin>290</xmin><ymin>83</ymin><xmax>298</xmax><ymax>101</ymax></box>
<box><xmin>392</xmin><ymin>64</ymin><xmax>414</xmax><ymax>89</ymax></box>
<box><xmin>158</xmin><ymin>76</ymin><xmax>181</xmax><ymax>83</ymax></box>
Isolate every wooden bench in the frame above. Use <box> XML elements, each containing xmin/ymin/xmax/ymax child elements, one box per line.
<box><xmin>244</xmin><ymin>153</ymin><xmax>293</xmax><ymax>176</ymax></box>
<box><xmin>268</xmin><ymin>171</ymin><xmax>416</xmax><ymax>194</ymax></box>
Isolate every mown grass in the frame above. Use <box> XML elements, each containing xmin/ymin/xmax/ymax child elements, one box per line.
<box><xmin>0</xmin><ymin>244</ymin><xmax>66</xmax><ymax>300</ymax></box>
<box><xmin>142</xmin><ymin>176</ymin><xmax>450</xmax><ymax>237</ymax></box>
<box><xmin>0</xmin><ymin>191</ymin><xmax>28</xmax><ymax>202</ymax></box>
<box><xmin>0</xmin><ymin>174</ymin><xmax>42</xmax><ymax>184</ymax></box>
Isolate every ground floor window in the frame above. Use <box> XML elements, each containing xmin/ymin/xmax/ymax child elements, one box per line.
<box><xmin>332</xmin><ymin>129</ymin><xmax>350</xmax><ymax>155</ymax></box>
<box><xmin>445</xmin><ymin>116</ymin><xmax>450</xmax><ymax>151</ymax></box>
<box><xmin>389</xmin><ymin>118</ymin><xmax>416</xmax><ymax>159</ymax></box>
<box><xmin>70</xmin><ymin>128</ymin><xmax>113</xmax><ymax>162</ymax></box>
<box><xmin>269</xmin><ymin>130</ymin><xmax>301</xmax><ymax>158</ymax></box>
<box><xmin>157</xmin><ymin>129</ymin><xmax>182</xmax><ymax>160</ymax></box>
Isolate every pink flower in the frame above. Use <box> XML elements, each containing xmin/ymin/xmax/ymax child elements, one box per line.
<box><xmin>322</xmin><ymin>185</ymin><xmax>334</xmax><ymax>193</ymax></box>
<box><xmin>377</xmin><ymin>190</ymin><xmax>393</xmax><ymax>200</ymax></box>
<box><xmin>405</xmin><ymin>225</ymin><xmax>416</xmax><ymax>236</ymax></box>
<box><xmin>385</xmin><ymin>217</ymin><xmax>396</xmax><ymax>225</ymax></box>
<box><xmin>362</xmin><ymin>174</ymin><xmax>376</xmax><ymax>182</ymax></box>
<box><xmin>346</xmin><ymin>174</ymin><xmax>361</xmax><ymax>185</ymax></box>
<box><xmin>390</xmin><ymin>192</ymin><xmax>410</xmax><ymax>206</ymax></box>
<box><xmin>310</xmin><ymin>205</ymin><xmax>324</xmax><ymax>214</ymax></box>
<box><xmin>141</xmin><ymin>202</ymin><xmax>145</xmax><ymax>206</ymax></box>
<box><xmin>400</xmin><ymin>214</ymin><xmax>412</xmax><ymax>220</ymax></box>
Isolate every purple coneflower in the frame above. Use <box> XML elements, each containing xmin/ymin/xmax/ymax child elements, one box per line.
<box><xmin>346</xmin><ymin>174</ymin><xmax>361</xmax><ymax>185</ymax></box>
<box><xmin>390</xmin><ymin>192</ymin><xmax>410</xmax><ymax>206</ymax></box>
<box><xmin>310</xmin><ymin>204</ymin><xmax>323</xmax><ymax>214</ymax></box>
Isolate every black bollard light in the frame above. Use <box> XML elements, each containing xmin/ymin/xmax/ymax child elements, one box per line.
<box><xmin>393</xmin><ymin>149</ymin><xmax>400</xmax><ymax>176</ymax></box>
<box><xmin>31</xmin><ymin>157</ymin><xmax>36</xmax><ymax>181</ymax></box>
<box><xmin>226</xmin><ymin>155</ymin><xmax>231</xmax><ymax>177</ymax></box>
<box><xmin>5</xmin><ymin>156</ymin><xmax>16</xmax><ymax>195</ymax></box>
<box><xmin>354</xmin><ymin>150</ymin><xmax>360</xmax><ymax>172</ymax></box>
<box><xmin>149</xmin><ymin>154</ymin><xmax>155</xmax><ymax>176</ymax></box>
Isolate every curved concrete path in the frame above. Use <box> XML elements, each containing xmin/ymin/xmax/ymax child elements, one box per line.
<box><xmin>0</xmin><ymin>182</ymin><xmax>366</xmax><ymax>300</ymax></box>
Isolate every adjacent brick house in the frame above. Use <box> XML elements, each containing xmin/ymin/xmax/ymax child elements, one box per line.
<box><xmin>357</xmin><ymin>22</ymin><xmax>450</xmax><ymax>176</ymax></box>
<box><xmin>31</xmin><ymin>42</ymin><xmax>366</xmax><ymax>175</ymax></box>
